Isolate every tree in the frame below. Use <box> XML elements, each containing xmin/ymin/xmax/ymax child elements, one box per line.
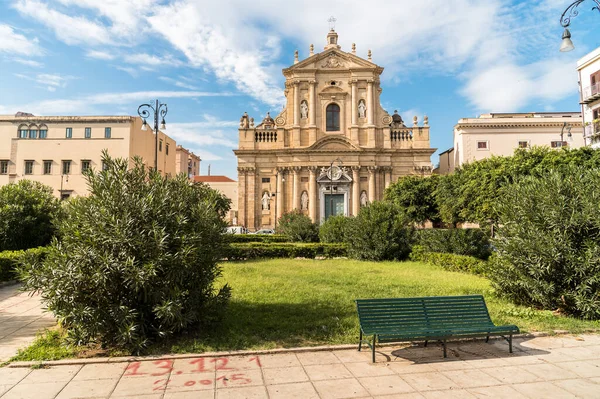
<box><xmin>277</xmin><ymin>210</ymin><xmax>319</xmax><ymax>242</ymax></box>
<box><xmin>0</xmin><ymin>180</ymin><xmax>60</xmax><ymax>251</ymax></box>
<box><xmin>319</xmin><ymin>215</ymin><xmax>351</xmax><ymax>243</ymax></box>
<box><xmin>18</xmin><ymin>154</ymin><xmax>232</xmax><ymax>352</ymax></box>
<box><xmin>384</xmin><ymin>175</ymin><xmax>440</xmax><ymax>224</ymax></box>
<box><xmin>344</xmin><ymin>201</ymin><xmax>413</xmax><ymax>261</ymax></box>
<box><xmin>489</xmin><ymin>166</ymin><xmax>600</xmax><ymax>319</ymax></box>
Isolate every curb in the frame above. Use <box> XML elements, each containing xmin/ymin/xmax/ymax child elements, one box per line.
<box><xmin>6</xmin><ymin>331</ymin><xmax>562</xmax><ymax>368</ymax></box>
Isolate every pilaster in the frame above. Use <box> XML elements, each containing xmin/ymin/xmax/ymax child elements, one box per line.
<box><xmin>368</xmin><ymin>165</ymin><xmax>378</xmax><ymax>203</ymax></box>
<box><xmin>276</xmin><ymin>167</ymin><xmax>286</xmax><ymax>222</ymax></box>
<box><xmin>308</xmin><ymin>166</ymin><xmax>318</xmax><ymax>223</ymax></box>
<box><xmin>292</xmin><ymin>166</ymin><xmax>301</xmax><ymax>210</ymax></box>
<box><xmin>352</xmin><ymin>166</ymin><xmax>360</xmax><ymax>216</ymax></box>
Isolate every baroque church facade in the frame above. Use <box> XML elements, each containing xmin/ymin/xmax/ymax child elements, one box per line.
<box><xmin>234</xmin><ymin>29</ymin><xmax>435</xmax><ymax>230</ymax></box>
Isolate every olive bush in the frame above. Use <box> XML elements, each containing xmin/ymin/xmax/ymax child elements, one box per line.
<box><xmin>276</xmin><ymin>210</ymin><xmax>319</xmax><ymax>242</ymax></box>
<box><xmin>319</xmin><ymin>215</ymin><xmax>351</xmax><ymax>243</ymax></box>
<box><xmin>490</xmin><ymin>166</ymin><xmax>600</xmax><ymax>319</ymax></box>
<box><xmin>18</xmin><ymin>154</ymin><xmax>232</xmax><ymax>352</ymax></box>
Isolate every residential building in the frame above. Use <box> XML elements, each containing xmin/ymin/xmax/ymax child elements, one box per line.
<box><xmin>176</xmin><ymin>145</ymin><xmax>201</xmax><ymax>178</ymax></box>
<box><xmin>438</xmin><ymin>112</ymin><xmax>584</xmax><ymax>174</ymax></box>
<box><xmin>0</xmin><ymin>114</ymin><xmax>176</xmax><ymax>199</ymax></box>
<box><xmin>577</xmin><ymin>47</ymin><xmax>600</xmax><ymax>147</ymax></box>
<box><xmin>194</xmin><ymin>175</ymin><xmax>238</xmax><ymax>224</ymax></box>
<box><xmin>234</xmin><ymin>28</ymin><xmax>435</xmax><ymax>230</ymax></box>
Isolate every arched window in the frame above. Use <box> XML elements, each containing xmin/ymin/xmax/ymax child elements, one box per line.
<box><xmin>326</xmin><ymin>103</ymin><xmax>340</xmax><ymax>131</ymax></box>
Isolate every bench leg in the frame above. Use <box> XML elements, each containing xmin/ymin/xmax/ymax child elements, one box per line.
<box><xmin>372</xmin><ymin>335</ymin><xmax>376</xmax><ymax>363</ymax></box>
<box><xmin>485</xmin><ymin>335</ymin><xmax>489</xmax><ymax>343</ymax></box>
<box><xmin>424</xmin><ymin>340</ymin><xmax>428</xmax><ymax>348</ymax></box>
<box><xmin>442</xmin><ymin>340</ymin><xmax>447</xmax><ymax>358</ymax></box>
<box><xmin>358</xmin><ymin>330</ymin><xmax>363</xmax><ymax>352</ymax></box>
<box><xmin>509</xmin><ymin>334</ymin><xmax>513</xmax><ymax>353</ymax></box>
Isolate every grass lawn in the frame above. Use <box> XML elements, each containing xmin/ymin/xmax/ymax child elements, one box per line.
<box><xmin>148</xmin><ymin>259</ymin><xmax>600</xmax><ymax>354</ymax></box>
<box><xmin>12</xmin><ymin>258</ymin><xmax>600</xmax><ymax>361</ymax></box>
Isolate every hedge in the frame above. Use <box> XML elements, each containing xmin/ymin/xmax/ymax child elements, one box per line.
<box><xmin>412</xmin><ymin>228</ymin><xmax>491</xmax><ymax>260</ymax></box>
<box><xmin>225</xmin><ymin>234</ymin><xmax>289</xmax><ymax>243</ymax></box>
<box><xmin>0</xmin><ymin>247</ymin><xmax>49</xmax><ymax>282</ymax></box>
<box><xmin>409</xmin><ymin>245</ymin><xmax>488</xmax><ymax>276</ymax></box>
<box><xmin>226</xmin><ymin>243</ymin><xmax>346</xmax><ymax>260</ymax></box>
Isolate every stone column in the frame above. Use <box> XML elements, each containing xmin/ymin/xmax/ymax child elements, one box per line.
<box><xmin>247</xmin><ymin>167</ymin><xmax>256</xmax><ymax>230</ymax></box>
<box><xmin>367</xmin><ymin>79</ymin><xmax>374</xmax><ymax>125</ymax></box>
<box><xmin>352</xmin><ymin>166</ymin><xmax>360</xmax><ymax>216</ymax></box>
<box><xmin>385</xmin><ymin>167</ymin><xmax>393</xmax><ymax>189</ymax></box>
<box><xmin>309</xmin><ymin>80</ymin><xmax>316</xmax><ymax>126</ymax></box>
<box><xmin>368</xmin><ymin>166</ymin><xmax>377</xmax><ymax>203</ymax></box>
<box><xmin>292</xmin><ymin>167</ymin><xmax>301</xmax><ymax>210</ymax></box>
<box><xmin>293</xmin><ymin>81</ymin><xmax>300</xmax><ymax>126</ymax></box>
<box><xmin>351</xmin><ymin>79</ymin><xmax>358</xmax><ymax>126</ymax></box>
<box><xmin>276</xmin><ymin>167</ymin><xmax>285</xmax><ymax>222</ymax></box>
<box><xmin>308</xmin><ymin>166</ymin><xmax>317</xmax><ymax>223</ymax></box>
<box><xmin>237</xmin><ymin>167</ymin><xmax>247</xmax><ymax>227</ymax></box>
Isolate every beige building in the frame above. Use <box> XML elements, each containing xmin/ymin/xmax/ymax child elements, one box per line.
<box><xmin>0</xmin><ymin>113</ymin><xmax>177</xmax><ymax>199</ymax></box>
<box><xmin>234</xmin><ymin>29</ymin><xmax>435</xmax><ymax>230</ymax></box>
<box><xmin>176</xmin><ymin>145</ymin><xmax>201</xmax><ymax>178</ymax></box>
<box><xmin>439</xmin><ymin>112</ymin><xmax>584</xmax><ymax>174</ymax></box>
<box><xmin>577</xmin><ymin>47</ymin><xmax>600</xmax><ymax>147</ymax></box>
<box><xmin>193</xmin><ymin>175</ymin><xmax>238</xmax><ymax>223</ymax></box>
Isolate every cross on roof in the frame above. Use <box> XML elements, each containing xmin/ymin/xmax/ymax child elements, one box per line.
<box><xmin>328</xmin><ymin>16</ymin><xmax>337</xmax><ymax>31</ymax></box>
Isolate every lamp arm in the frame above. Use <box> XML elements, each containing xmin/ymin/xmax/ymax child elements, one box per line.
<box><xmin>561</xmin><ymin>0</ymin><xmax>600</xmax><ymax>27</ymax></box>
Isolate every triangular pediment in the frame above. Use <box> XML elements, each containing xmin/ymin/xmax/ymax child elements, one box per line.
<box><xmin>284</xmin><ymin>48</ymin><xmax>379</xmax><ymax>72</ymax></box>
<box><xmin>308</xmin><ymin>135</ymin><xmax>361</xmax><ymax>151</ymax></box>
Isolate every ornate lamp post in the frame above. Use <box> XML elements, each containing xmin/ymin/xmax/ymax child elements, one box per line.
<box><xmin>560</xmin><ymin>122</ymin><xmax>574</xmax><ymax>147</ymax></box>
<box><xmin>138</xmin><ymin>100</ymin><xmax>167</xmax><ymax>171</ymax></box>
<box><xmin>559</xmin><ymin>1</ymin><xmax>600</xmax><ymax>52</ymax></box>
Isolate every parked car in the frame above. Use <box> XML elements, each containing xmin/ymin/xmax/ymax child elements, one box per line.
<box><xmin>251</xmin><ymin>229</ymin><xmax>275</xmax><ymax>235</ymax></box>
<box><xmin>225</xmin><ymin>226</ymin><xmax>248</xmax><ymax>234</ymax></box>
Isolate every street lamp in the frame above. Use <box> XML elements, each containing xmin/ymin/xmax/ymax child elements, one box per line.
<box><xmin>561</xmin><ymin>122</ymin><xmax>573</xmax><ymax>146</ymax></box>
<box><xmin>559</xmin><ymin>0</ymin><xmax>600</xmax><ymax>52</ymax></box>
<box><xmin>328</xmin><ymin>158</ymin><xmax>343</xmax><ymax>219</ymax></box>
<box><xmin>138</xmin><ymin>99</ymin><xmax>168</xmax><ymax>171</ymax></box>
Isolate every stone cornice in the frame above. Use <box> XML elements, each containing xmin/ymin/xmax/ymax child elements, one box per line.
<box><xmin>456</xmin><ymin>121</ymin><xmax>583</xmax><ymax>129</ymax></box>
<box><xmin>2</xmin><ymin>116</ymin><xmax>135</xmax><ymax>124</ymax></box>
<box><xmin>233</xmin><ymin>148</ymin><xmax>437</xmax><ymax>156</ymax></box>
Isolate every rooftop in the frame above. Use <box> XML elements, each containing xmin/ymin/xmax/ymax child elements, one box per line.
<box><xmin>194</xmin><ymin>175</ymin><xmax>236</xmax><ymax>183</ymax></box>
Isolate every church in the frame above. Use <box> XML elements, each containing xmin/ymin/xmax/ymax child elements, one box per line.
<box><xmin>234</xmin><ymin>28</ymin><xmax>435</xmax><ymax>230</ymax></box>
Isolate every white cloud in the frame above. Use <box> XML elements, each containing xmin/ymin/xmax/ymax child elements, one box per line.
<box><xmin>0</xmin><ymin>24</ymin><xmax>41</xmax><ymax>56</ymax></box>
<box><xmin>159</xmin><ymin>76</ymin><xmax>198</xmax><ymax>90</ymax></box>
<box><xmin>124</xmin><ymin>53</ymin><xmax>185</xmax><ymax>67</ymax></box>
<box><xmin>12</xmin><ymin>58</ymin><xmax>43</xmax><ymax>67</ymax></box>
<box><xmin>86</xmin><ymin>50</ymin><xmax>116</xmax><ymax>60</ymax></box>
<box><xmin>14</xmin><ymin>72</ymin><xmax>76</xmax><ymax>91</ymax></box>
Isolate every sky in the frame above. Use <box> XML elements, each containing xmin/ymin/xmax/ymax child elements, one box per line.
<box><xmin>1</xmin><ymin>0</ymin><xmax>599</xmax><ymax>179</ymax></box>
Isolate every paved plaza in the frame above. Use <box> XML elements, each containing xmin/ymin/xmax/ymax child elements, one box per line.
<box><xmin>1</xmin><ymin>334</ymin><xmax>600</xmax><ymax>398</ymax></box>
<box><xmin>0</xmin><ymin>284</ymin><xmax>56</xmax><ymax>362</ymax></box>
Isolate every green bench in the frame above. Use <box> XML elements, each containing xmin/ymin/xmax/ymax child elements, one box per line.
<box><xmin>355</xmin><ymin>295</ymin><xmax>519</xmax><ymax>362</ymax></box>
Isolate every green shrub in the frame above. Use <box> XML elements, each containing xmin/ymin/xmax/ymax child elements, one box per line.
<box><xmin>226</xmin><ymin>243</ymin><xmax>346</xmax><ymax>260</ymax></box>
<box><xmin>409</xmin><ymin>245</ymin><xmax>488</xmax><ymax>275</ymax></box>
<box><xmin>413</xmin><ymin>228</ymin><xmax>491</xmax><ymax>260</ymax></box>
<box><xmin>489</xmin><ymin>167</ymin><xmax>600</xmax><ymax>320</ymax></box>
<box><xmin>225</xmin><ymin>234</ymin><xmax>289</xmax><ymax>243</ymax></box>
<box><xmin>344</xmin><ymin>201</ymin><xmax>413</xmax><ymax>261</ymax></box>
<box><xmin>385</xmin><ymin>175</ymin><xmax>440</xmax><ymax>224</ymax></box>
<box><xmin>319</xmin><ymin>215</ymin><xmax>351</xmax><ymax>243</ymax></box>
<box><xmin>276</xmin><ymin>210</ymin><xmax>319</xmax><ymax>242</ymax></box>
<box><xmin>0</xmin><ymin>180</ymin><xmax>61</xmax><ymax>251</ymax></box>
<box><xmin>0</xmin><ymin>247</ymin><xmax>49</xmax><ymax>283</ymax></box>
<box><xmin>17</xmin><ymin>154</ymin><xmax>232</xmax><ymax>352</ymax></box>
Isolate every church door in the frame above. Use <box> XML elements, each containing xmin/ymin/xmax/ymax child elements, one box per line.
<box><xmin>324</xmin><ymin>194</ymin><xmax>345</xmax><ymax>219</ymax></box>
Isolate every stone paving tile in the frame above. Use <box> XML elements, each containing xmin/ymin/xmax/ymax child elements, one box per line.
<box><xmin>215</xmin><ymin>385</ymin><xmax>268</xmax><ymax>399</ymax></box>
<box><xmin>552</xmin><ymin>378</ymin><xmax>600</xmax><ymax>398</ymax></box>
<box><xmin>172</xmin><ymin>358</ymin><xmax>217</xmax><ymax>374</ymax></box>
<box><xmin>164</xmin><ymin>392</ymin><xmax>214</xmax><ymax>399</ymax></box>
<box><xmin>111</xmin><ymin>395</ymin><xmax>163</xmax><ymax>399</ymax></box>
<box><xmin>479</xmin><ymin>365</ymin><xmax>542</xmax><ymax>384</ymax></box>
<box><xmin>297</xmin><ymin>351</ymin><xmax>341</xmax><ymax>366</ymax></box>
<box><xmin>428</xmin><ymin>359</ymin><xmax>477</xmax><ymax>372</ymax></box>
<box><xmin>467</xmin><ymin>385</ymin><xmax>528</xmax><ymax>399</ymax></box>
<box><xmin>0</xmin><ymin>367</ymin><xmax>30</xmax><ymax>385</ymax></box>
<box><xmin>111</xmin><ymin>375</ymin><xmax>169</xmax><ymax>397</ymax></box>
<box><xmin>553</xmin><ymin>345</ymin><xmax>600</xmax><ymax>361</ymax></box>
<box><xmin>333</xmin><ymin>350</ymin><xmax>371</xmax><ymax>363</ymax></box>
<box><xmin>387</xmin><ymin>361</ymin><xmax>438</xmax><ymax>374</ymax></box>
<box><xmin>72</xmin><ymin>363</ymin><xmax>127</xmax><ymax>381</ymax></box>
<box><xmin>524</xmin><ymin>362</ymin><xmax>580</xmax><ymax>381</ymax></box>
<box><xmin>215</xmin><ymin>369</ymin><xmax>263</xmax><ymax>388</ymax></box>
<box><xmin>400</xmin><ymin>372</ymin><xmax>459</xmax><ymax>391</ymax></box>
<box><xmin>255</xmin><ymin>353</ymin><xmax>300</xmax><ymax>369</ymax></box>
<box><xmin>56</xmin><ymin>378</ymin><xmax>119</xmax><ymax>399</ymax></box>
<box><xmin>1</xmin><ymin>381</ymin><xmax>68</xmax><ymax>399</ymax></box>
<box><xmin>358</xmin><ymin>374</ymin><xmax>415</xmax><ymax>396</ymax></box>
<box><xmin>166</xmin><ymin>371</ymin><xmax>216</xmax><ymax>391</ymax></box>
<box><xmin>19</xmin><ymin>365</ymin><xmax>82</xmax><ymax>384</ymax></box>
<box><xmin>313</xmin><ymin>377</ymin><xmax>370</xmax><ymax>399</ymax></box>
<box><xmin>373</xmin><ymin>393</ymin><xmax>425</xmax><ymax>399</ymax></box>
<box><xmin>262</xmin><ymin>366</ymin><xmax>309</xmax><ymax>385</ymax></box>
<box><xmin>441</xmin><ymin>369</ymin><xmax>503</xmax><ymax>389</ymax></box>
<box><xmin>304</xmin><ymin>363</ymin><xmax>354</xmax><ymax>381</ymax></box>
<box><xmin>345</xmin><ymin>360</ymin><xmax>396</xmax><ymax>377</ymax></box>
<box><xmin>512</xmin><ymin>381</ymin><xmax>577</xmax><ymax>399</ymax></box>
<box><xmin>554</xmin><ymin>360</ymin><xmax>600</xmax><ymax>378</ymax></box>
<box><xmin>266</xmin><ymin>381</ymin><xmax>319</xmax><ymax>399</ymax></box>
<box><xmin>420</xmin><ymin>389</ymin><xmax>477</xmax><ymax>399</ymax></box>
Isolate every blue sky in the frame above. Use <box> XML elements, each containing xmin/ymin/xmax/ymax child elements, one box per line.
<box><xmin>1</xmin><ymin>0</ymin><xmax>599</xmax><ymax>179</ymax></box>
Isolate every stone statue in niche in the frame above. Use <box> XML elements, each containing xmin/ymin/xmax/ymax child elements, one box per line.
<box><xmin>261</xmin><ymin>192</ymin><xmax>271</xmax><ymax>210</ymax></box>
<box><xmin>360</xmin><ymin>191</ymin><xmax>368</xmax><ymax>207</ymax></box>
<box><xmin>358</xmin><ymin>100</ymin><xmax>366</xmax><ymax>119</ymax></box>
<box><xmin>300</xmin><ymin>100</ymin><xmax>308</xmax><ymax>119</ymax></box>
<box><xmin>301</xmin><ymin>191</ymin><xmax>308</xmax><ymax>210</ymax></box>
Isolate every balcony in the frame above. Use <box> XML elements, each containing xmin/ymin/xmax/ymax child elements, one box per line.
<box><xmin>581</xmin><ymin>83</ymin><xmax>600</xmax><ymax>104</ymax></box>
<box><xmin>585</xmin><ymin>121</ymin><xmax>600</xmax><ymax>137</ymax></box>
